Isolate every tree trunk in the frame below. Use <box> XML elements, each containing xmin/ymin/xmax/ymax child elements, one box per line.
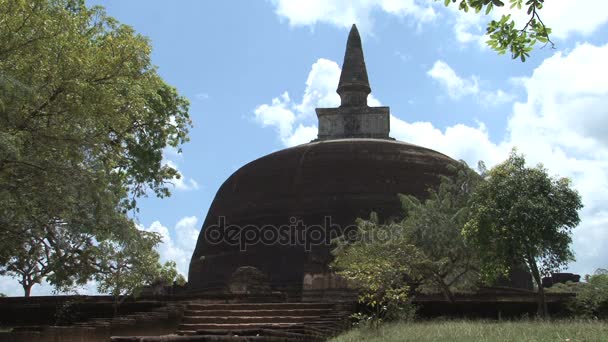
<box><xmin>439</xmin><ymin>281</ymin><xmax>455</xmax><ymax>303</ymax></box>
<box><xmin>23</xmin><ymin>284</ymin><xmax>32</xmax><ymax>297</ymax></box>
<box><xmin>527</xmin><ymin>257</ymin><xmax>548</xmax><ymax>318</ymax></box>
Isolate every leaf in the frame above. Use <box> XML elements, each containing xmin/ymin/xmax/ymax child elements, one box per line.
<box><xmin>485</xmin><ymin>3</ymin><xmax>494</xmax><ymax>15</ymax></box>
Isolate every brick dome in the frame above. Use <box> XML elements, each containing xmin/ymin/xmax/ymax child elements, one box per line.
<box><xmin>187</xmin><ymin>139</ymin><xmax>456</xmax><ymax>293</ymax></box>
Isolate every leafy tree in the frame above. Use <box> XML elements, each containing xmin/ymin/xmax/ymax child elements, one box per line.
<box><xmin>332</xmin><ymin>214</ymin><xmax>418</xmax><ymax>328</ymax></box>
<box><xmin>440</xmin><ymin>0</ymin><xmax>553</xmax><ymax>61</ymax></box>
<box><xmin>95</xmin><ymin>229</ymin><xmax>182</xmax><ymax>315</ymax></box>
<box><xmin>576</xmin><ymin>268</ymin><xmax>608</xmax><ymax>319</ymax></box>
<box><xmin>398</xmin><ymin>161</ymin><xmax>482</xmax><ymax>302</ymax></box>
<box><xmin>546</xmin><ymin>268</ymin><xmax>608</xmax><ymax>319</ymax></box>
<box><xmin>0</xmin><ymin>219</ymin><xmax>100</xmax><ymax>297</ymax></box>
<box><xmin>464</xmin><ymin>150</ymin><xmax>583</xmax><ymax>317</ymax></box>
<box><xmin>0</xmin><ymin>0</ymin><xmax>191</xmax><ymax>294</ymax></box>
<box><xmin>332</xmin><ymin>162</ymin><xmax>482</xmax><ymax>322</ymax></box>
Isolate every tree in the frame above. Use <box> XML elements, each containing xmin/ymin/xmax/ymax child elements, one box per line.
<box><xmin>332</xmin><ymin>161</ymin><xmax>482</xmax><ymax>321</ymax></box>
<box><xmin>398</xmin><ymin>161</ymin><xmax>482</xmax><ymax>302</ymax></box>
<box><xmin>331</xmin><ymin>214</ymin><xmax>418</xmax><ymax>328</ymax></box>
<box><xmin>576</xmin><ymin>268</ymin><xmax>608</xmax><ymax>319</ymax></box>
<box><xmin>95</xmin><ymin>228</ymin><xmax>182</xmax><ymax>315</ymax></box>
<box><xmin>0</xmin><ymin>0</ymin><xmax>191</xmax><ymax>294</ymax></box>
<box><xmin>463</xmin><ymin>150</ymin><xmax>583</xmax><ymax>317</ymax></box>
<box><xmin>0</xmin><ymin>219</ymin><xmax>98</xmax><ymax>297</ymax></box>
<box><xmin>440</xmin><ymin>0</ymin><xmax>553</xmax><ymax>61</ymax></box>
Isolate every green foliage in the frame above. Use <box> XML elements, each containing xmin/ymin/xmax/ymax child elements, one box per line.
<box><xmin>95</xmin><ymin>228</ymin><xmax>182</xmax><ymax>314</ymax></box>
<box><xmin>158</xmin><ymin>260</ymin><xmax>187</xmax><ymax>287</ymax></box>
<box><xmin>54</xmin><ymin>296</ymin><xmax>84</xmax><ymax>326</ymax></box>
<box><xmin>440</xmin><ymin>0</ymin><xmax>553</xmax><ymax>61</ymax></box>
<box><xmin>574</xmin><ymin>269</ymin><xmax>608</xmax><ymax>319</ymax></box>
<box><xmin>398</xmin><ymin>161</ymin><xmax>482</xmax><ymax>301</ymax></box>
<box><xmin>332</xmin><ymin>213</ymin><xmax>418</xmax><ymax>328</ymax></box>
<box><xmin>96</xmin><ymin>230</ymin><xmax>160</xmax><ymax>298</ymax></box>
<box><xmin>544</xmin><ymin>269</ymin><xmax>608</xmax><ymax>319</ymax></box>
<box><xmin>464</xmin><ymin>149</ymin><xmax>583</xmax><ymax>316</ymax></box>
<box><xmin>332</xmin><ymin>162</ymin><xmax>482</xmax><ymax>325</ymax></box>
<box><xmin>0</xmin><ymin>0</ymin><xmax>191</xmax><ymax>295</ymax></box>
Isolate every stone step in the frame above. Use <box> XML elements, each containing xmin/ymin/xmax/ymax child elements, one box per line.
<box><xmin>178</xmin><ymin>322</ymin><xmax>302</xmax><ymax>331</ymax></box>
<box><xmin>182</xmin><ymin>308</ymin><xmax>333</xmax><ymax>317</ymax></box>
<box><xmin>185</xmin><ymin>303</ymin><xmax>333</xmax><ymax>311</ymax></box>
<box><xmin>177</xmin><ymin>321</ymin><xmax>343</xmax><ymax>333</ymax></box>
<box><xmin>111</xmin><ymin>335</ymin><xmax>309</xmax><ymax>341</ymax></box>
<box><xmin>182</xmin><ymin>315</ymin><xmax>323</xmax><ymax>324</ymax></box>
<box><xmin>192</xmin><ymin>328</ymin><xmax>324</xmax><ymax>340</ymax></box>
<box><xmin>174</xmin><ymin>302</ymin><xmax>351</xmax><ymax>340</ymax></box>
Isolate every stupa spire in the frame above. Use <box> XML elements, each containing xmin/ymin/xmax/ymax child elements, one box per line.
<box><xmin>337</xmin><ymin>24</ymin><xmax>371</xmax><ymax>107</ymax></box>
<box><xmin>314</xmin><ymin>24</ymin><xmax>390</xmax><ymax>141</ymax></box>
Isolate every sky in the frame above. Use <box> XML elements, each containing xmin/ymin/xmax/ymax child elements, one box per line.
<box><xmin>2</xmin><ymin>0</ymin><xmax>608</xmax><ymax>296</ymax></box>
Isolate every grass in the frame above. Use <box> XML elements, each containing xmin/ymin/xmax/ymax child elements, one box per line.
<box><xmin>330</xmin><ymin>319</ymin><xmax>608</xmax><ymax>342</ymax></box>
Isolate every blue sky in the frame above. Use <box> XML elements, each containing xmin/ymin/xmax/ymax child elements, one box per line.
<box><xmin>2</xmin><ymin>0</ymin><xmax>608</xmax><ymax>296</ymax></box>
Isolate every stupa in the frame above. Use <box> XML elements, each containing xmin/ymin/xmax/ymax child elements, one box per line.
<box><xmin>187</xmin><ymin>25</ymin><xmax>457</xmax><ymax>297</ymax></box>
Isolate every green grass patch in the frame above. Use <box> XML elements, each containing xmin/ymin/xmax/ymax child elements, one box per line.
<box><xmin>330</xmin><ymin>320</ymin><xmax>608</xmax><ymax>342</ymax></box>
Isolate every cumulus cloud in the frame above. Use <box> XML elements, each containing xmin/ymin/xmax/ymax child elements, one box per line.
<box><xmin>254</xmin><ymin>92</ymin><xmax>297</xmax><ymax>142</ymax></box>
<box><xmin>412</xmin><ymin>44</ymin><xmax>608</xmax><ymax>275</ymax></box>
<box><xmin>449</xmin><ymin>0</ymin><xmax>608</xmax><ymax>49</ymax></box>
<box><xmin>254</xmin><ymin>58</ymin><xmax>384</xmax><ymax>147</ymax></box>
<box><xmin>253</xmin><ymin>58</ymin><xmax>339</xmax><ymax>146</ymax></box>
<box><xmin>139</xmin><ymin>216</ymin><xmax>200</xmax><ymax>277</ymax></box>
<box><xmin>427</xmin><ymin>60</ymin><xmax>514</xmax><ymax>105</ymax></box>
<box><xmin>272</xmin><ymin>0</ymin><xmax>436</xmax><ymax>32</ymax></box>
<box><xmin>255</xmin><ymin>42</ymin><xmax>608</xmax><ymax>276</ymax></box>
<box><xmin>271</xmin><ymin>0</ymin><xmax>608</xmax><ymax>50</ymax></box>
<box><xmin>427</xmin><ymin>60</ymin><xmax>479</xmax><ymax>99</ymax></box>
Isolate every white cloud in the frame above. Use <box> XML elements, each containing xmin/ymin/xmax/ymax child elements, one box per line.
<box><xmin>427</xmin><ymin>60</ymin><xmax>479</xmax><ymax>99</ymax></box>
<box><xmin>256</xmin><ymin>42</ymin><xmax>608</xmax><ymax>276</ymax></box>
<box><xmin>139</xmin><ymin>216</ymin><xmax>200</xmax><ymax>277</ymax></box>
<box><xmin>390</xmin><ymin>117</ymin><xmax>507</xmax><ymax>167</ymax></box>
<box><xmin>286</xmin><ymin>124</ymin><xmax>319</xmax><ymax>147</ymax></box>
<box><xmin>481</xmin><ymin>89</ymin><xmax>516</xmax><ymax>107</ymax></box>
<box><xmin>511</xmin><ymin>0</ymin><xmax>608</xmax><ymax>40</ymax></box>
<box><xmin>271</xmin><ymin>1</ymin><xmax>608</xmax><ymax>51</ymax></box>
<box><xmin>295</xmin><ymin>59</ymin><xmax>342</xmax><ymax>119</ymax></box>
<box><xmin>419</xmin><ymin>43</ymin><xmax>608</xmax><ymax>275</ymax></box>
<box><xmin>450</xmin><ymin>0</ymin><xmax>608</xmax><ymax>49</ymax></box>
<box><xmin>427</xmin><ymin>60</ymin><xmax>513</xmax><ymax>106</ymax></box>
<box><xmin>272</xmin><ymin>0</ymin><xmax>436</xmax><ymax>32</ymax></box>
<box><xmin>254</xmin><ymin>58</ymin><xmax>384</xmax><ymax>147</ymax></box>
<box><xmin>164</xmin><ymin>160</ymin><xmax>200</xmax><ymax>191</ymax></box>
<box><xmin>253</xmin><ymin>59</ymin><xmax>336</xmax><ymax>147</ymax></box>
<box><xmin>254</xmin><ymin>92</ymin><xmax>297</xmax><ymax>142</ymax></box>
<box><xmin>175</xmin><ymin>216</ymin><xmax>201</xmax><ymax>250</ymax></box>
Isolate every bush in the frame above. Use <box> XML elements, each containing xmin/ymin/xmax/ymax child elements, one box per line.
<box><xmin>54</xmin><ymin>296</ymin><xmax>84</xmax><ymax>326</ymax></box>
<box><xmin>350</xmin><ymin>303</ymin><xmax>417</xmax><ymax>329</ymax></box>
<box><xmin>547</xmin><ymin>268</ymin><xmax>608</xmax><ymax>319</ymax></box>
<box><xmin>576</xmin><ymin>269</ymin><xmax>608</xmax><ymax>319</ymax></box>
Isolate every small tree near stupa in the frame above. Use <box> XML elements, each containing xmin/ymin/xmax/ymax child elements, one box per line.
<box><xmin>464</xmin><ymin>149</ymin><xmax>583</xmax><ymax>318</ymax></box>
